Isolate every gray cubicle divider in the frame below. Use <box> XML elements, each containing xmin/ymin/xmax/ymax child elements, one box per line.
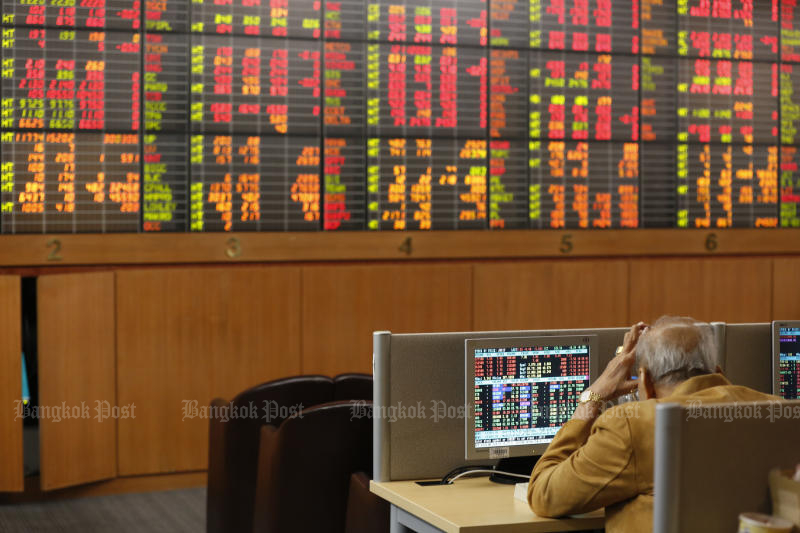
<box><xmin>711</xmin><ymin>321</ymin><xmax>725</xmax><ymax>366</ymax></box>
<box><xmin>718</xmin><ymin>323</ymin><xmax>772</xmax><ymax>393</ymax></box>
<box><xmin>372</xmin><ymin>327</ymin><xmax>629</xmax><ymax>482</ymax></box>
<box><xmin>654</xmin><ymin>400</ymin><xmax>800</xmax><ymax>533</ymax></box>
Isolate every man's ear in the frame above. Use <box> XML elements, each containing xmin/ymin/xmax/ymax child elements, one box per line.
<box><xmin>639</xmin><ymin>367</ymin><xmax>658</xmax><ymax>400</ymax></box>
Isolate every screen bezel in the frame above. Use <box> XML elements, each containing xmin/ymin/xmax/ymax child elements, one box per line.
<box><xmin>772</xmin><ymin>320</ymin><xmax>800</xmax><ymax>398</ymax></box>
<box><xmin>465</xmin><ymin>334</ymin><xmax>599</xmax><ymax>461</ymax></box>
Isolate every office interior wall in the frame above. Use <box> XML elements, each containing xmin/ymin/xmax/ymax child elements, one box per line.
<box><xmin>628</xmin><ymin>258</ymin><xmax>773</xmax><ymax>323</ymax></box>
<box><xmin>116</xmin><ymin>256</ymin><xmax>795</xmax><ymax>475</ymax></box>
<box><xmin>2</xmin><ymin>255</ymin><xmax>796</xmax><ymax>482</ymax></box>
<box><xmin>472</xmin><ymin>260</ymin><xmax>630</xmax><ymax>330</ymax></box>
<box><xmin>301</xmin><ymin>263</ymin><xmax>473</xmax><ymax>376</ymax></box>
<box><xmin>773</xmin><ymin>258</ymin><xmax>800</xmax><ymax>319</ymax></box>
<box><xmin>115</xmin><ymin>267</ymin><xmax>302</xmax><ymax>476</ymax></box>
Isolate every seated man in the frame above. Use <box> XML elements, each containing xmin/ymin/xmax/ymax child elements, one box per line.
<box><xmin>528</xmin><ymin>316</ymin><xmax>778</xmax><ymax>533</ymax></box>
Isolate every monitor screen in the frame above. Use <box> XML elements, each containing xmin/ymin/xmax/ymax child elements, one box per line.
<box><xmin>774</xmin><ymin>322</ymin><xmax>800</xmax><ymax>400</ymax></box>
<box><xmin>465</xmin><ymin>335</ymin><xmax>597</xmax><ymax>461</ymax></box>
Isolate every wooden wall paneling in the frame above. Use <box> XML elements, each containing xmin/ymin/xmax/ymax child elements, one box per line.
<box><xmin>773</xmin><ymin>258</ymin><xmax>800</xmax><ymax>319</ymax></box>
<box><xmin>37</xmin><ymin>272</ymin><xmax>117</xmax><ymax>491</ymax></box>
<box><xmin>115</xmin><ymin>267</ymin><xmax>301</xmax><ymax>476</ymax></box>
<box><xmin>472</xmin><ymin>260</ymin><xmax>630</xmax><ymax>331</ymax></box>
<box><xmin>0</xmin><ymin>276</ymin><xmax>24</xmax><ymax>492</ymax></box>
<box><xmin>301</xmin><ymin>263</ymin><xmax>473</xmax><ymax>376</ymax></box>
<box><xmin>628</xmin><ymin>258</ymin><xmax>773</xmax><ymax>324</ymax></box>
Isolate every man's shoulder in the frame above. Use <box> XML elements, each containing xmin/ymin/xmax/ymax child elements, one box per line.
<box><xmin>598</xmin><ymin>400</ymin><xmax>657</xmax><ymax>429</ymax></box>
<box><xmin>675</xmin><ymin>383</ymin><xmax>778</xmax><ymax>404</ymax></box>
<box><xmin>594</xmin><ymin>384</ymin><xmax>777</xmax><ymax>429</ymax></box>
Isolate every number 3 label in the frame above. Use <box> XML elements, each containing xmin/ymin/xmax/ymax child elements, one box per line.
<box><xmin>225</xmin><ymin>237</ymin><xmax>242</xmax><ymax>259</ymax></box>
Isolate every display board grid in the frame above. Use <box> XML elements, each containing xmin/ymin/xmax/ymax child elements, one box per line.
<box><xmin>1</xmin><ymin>0</ymin><xmax>799</xmax><ymax>232</ymax></box>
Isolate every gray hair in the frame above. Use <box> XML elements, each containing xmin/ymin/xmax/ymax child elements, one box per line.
<box><xmin>635</xmin><ymin>316</ymin><xmax>717</xmax><ymax>386</ymax></box>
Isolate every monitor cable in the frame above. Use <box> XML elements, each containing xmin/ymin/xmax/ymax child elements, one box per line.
<box><xmin>432</xmin><ymin>465</ymin><xmax>531</xmax><ymax>485</ymax></box>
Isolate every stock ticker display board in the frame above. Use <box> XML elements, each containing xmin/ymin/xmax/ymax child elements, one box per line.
<box><xmin>1</xmin><ymin>0</ymin><xmax>800</xmax><ymax>232</ymax></box>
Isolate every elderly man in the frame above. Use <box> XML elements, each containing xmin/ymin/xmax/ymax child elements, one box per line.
<box><xmin>528</xmin><ymin>316</ymin><xmax>778</xmax><ymax>533</ymax></box>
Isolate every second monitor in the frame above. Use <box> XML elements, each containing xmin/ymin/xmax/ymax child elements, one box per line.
<box><xmin>465</xmin><ymin>335</ymin><xmax>598</xmax><ymax>462</ymax></box>
<box><xmin>773</xmin><ymin>321</ymin><xmax>800</xmax><ymax>400</ymax></box>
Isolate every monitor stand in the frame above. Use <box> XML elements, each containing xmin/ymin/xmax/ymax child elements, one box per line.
<box><xmin>490</xmin><ymin>455</ymin><xmax>540</xmax><ymax>484</ymax></box>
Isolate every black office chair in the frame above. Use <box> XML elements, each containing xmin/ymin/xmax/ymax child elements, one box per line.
<box><xmin>333</xmin><ymin>373</ymin><xmax>373</xmax><ymax>401</ymax></box>
<box><xmin>206</xmin><ymin>375</ymin><xmax>335</xmax><ymax>533</ymax></box>
<box><xmin>252</xmin><ymin>401</ymin><xmax>377</xmax><ymax>533</ymax></box>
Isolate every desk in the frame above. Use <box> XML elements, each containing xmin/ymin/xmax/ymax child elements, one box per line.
<box><xmin>370</xmin><ymin>478</ymin><xmax>604</xmax><ymax>533</ymax></box>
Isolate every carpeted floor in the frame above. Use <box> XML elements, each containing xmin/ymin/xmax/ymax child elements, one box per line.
<box><xmin>0</xmin><ymin>488</ymin><xmax>205</xmax><ymax>533</ymax></box>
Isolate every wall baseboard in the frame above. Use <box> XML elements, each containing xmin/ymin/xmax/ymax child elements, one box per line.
<box><xmin>0</xmin><ymin>471</ymin><xmax>207</xmax><ymax>504</ymax></box>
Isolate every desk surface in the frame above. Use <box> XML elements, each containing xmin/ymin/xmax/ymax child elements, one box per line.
<box><xmin>370</xmin><ymin>478</ymin><xmax>605</xmax><ymax>533</ymax></box>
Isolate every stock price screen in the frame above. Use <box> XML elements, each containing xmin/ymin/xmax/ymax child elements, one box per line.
<box><xmin>2</xmin><ymin>0</ymin><xmax>800</xmax><ymax>232</ymax></box>
<box><xmin>472</xmin><ymin>342</ymin><xmax>590</xmax><ymax>447</ymax></box>
<box><xmin>779</xmin><ymin>326</ymin><xmax>800</xmax><ymax>400</ymax></box>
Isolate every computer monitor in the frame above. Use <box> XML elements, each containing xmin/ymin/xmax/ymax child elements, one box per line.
<box><xmin>465</xmin><ymin>335</ymin><xmax>597</xmax><ymax>461</ymax></box>
<box><xmin>772</xmin><ymin>320</ymin><xmax>800</xmax><ymax>399</ymax></box>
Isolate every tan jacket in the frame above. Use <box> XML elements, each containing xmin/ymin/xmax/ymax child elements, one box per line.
<box><xmin>527</xmin><ymin>373</ymin><xmax>779</xmax><ymax>533</ymax></box>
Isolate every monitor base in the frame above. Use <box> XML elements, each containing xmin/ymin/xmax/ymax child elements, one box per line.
<box><xmin>490</xmin><ymin>455</ymin><xmax>540</xmax><ymax>485</ymax></box>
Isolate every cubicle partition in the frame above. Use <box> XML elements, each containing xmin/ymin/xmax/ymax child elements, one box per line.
<box><xmin>372</xmin><ymin>327</ymin><xmax>629</xmax><ymax>482</ymax></box>
<box><xmin>373</xmin><ymin>322</ymin><xmax>778</xmax><ymax>483</ymax></box>
<box><xmin>654</xmin><ymin>400</ymin><xmax>800</xmax><ymax>533</ymax></box>
<box><xmin>718</xmin><ymin>323</ymin><xmax>773</xmax><ymax>393</ymax></box>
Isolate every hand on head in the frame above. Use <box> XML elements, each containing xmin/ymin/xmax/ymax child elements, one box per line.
<box><xmin>591</xmin><ymin>322</ymin><xmax>648</xmax><ymax>401</ymax></box>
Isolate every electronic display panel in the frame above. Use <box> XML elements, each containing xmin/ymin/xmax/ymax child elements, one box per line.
<box><xmin>465</xmin><ymin>334</ymin><xmax>597</xmax><ymax>460</ymax></box>
<box><xmin>0</xmin><ymin>0</ymin><xmax>798</xmax><ymax>233</ymax></box>
<box><xmin>773</xmin><ymin>321</ymin><xmax>800</xmax><ymax>400</ymax></box>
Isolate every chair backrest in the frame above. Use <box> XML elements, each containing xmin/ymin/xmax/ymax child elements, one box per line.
<box><xmin>333</xmin><ymin>373</ymin><xmax>373</xmax><ymax>401</ymax></box>
<box><xmin>654</xmin><ymin>400</ymin><xmax>800</xmax><ymax>533</ymax></box>
<box><xmin>253</xmin><ymin>401</ymin><xmax>373</xmax><ymax>533</ymax></box>
<box><xmin>207</xmin><ymin>375</ymin><xmax>335</xmax><ymax>533</ymax></box>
